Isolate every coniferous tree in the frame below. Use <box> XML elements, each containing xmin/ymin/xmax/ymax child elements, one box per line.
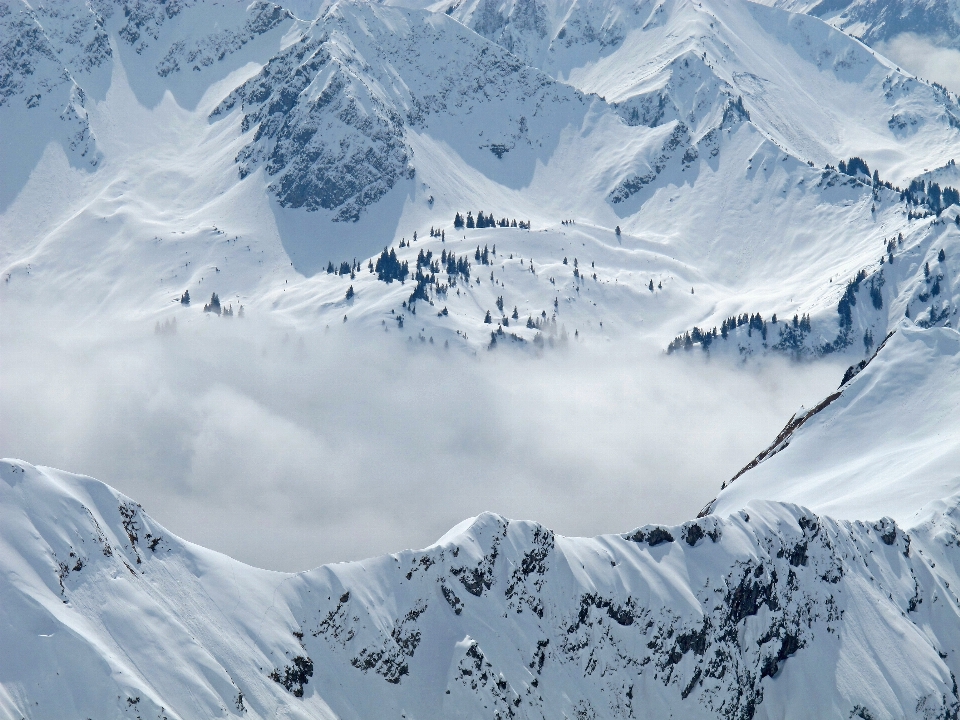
<box><xmin>466</xmin><ymin>212</ymin><xmax>475</xmax><ymax>229</ymax></box>
<box><xmin>204</xmin><ymin>293</ymin><xmax>221</xmax><ymax>315</ymax></box>
<box><xmin>615</xmin><ymin>225</ymin><xmax>621</xmax><ymax>237</ymax></box>
<box><xmin>180</xmin><ymin>290</ymin><xmax>190</xmax><ymax>305</ymax></box>
<box><xmin>346</xmin><ymin>285</ymin><xmax>354</xmax><ymax>300</ymax></box>
<box><xmin>484</xmin><ymin>310</ymin><xmax>492</xmax><ymax>324</ymax></box>
<box><xmin>454</xmin><ymin>212</ymin><xmax>464</xmax><ymax>229</ymax></box>
<box><xmin>939</xmin><ymin>248</ymin><xmax>947</xmax><ymax>262</ymax></box>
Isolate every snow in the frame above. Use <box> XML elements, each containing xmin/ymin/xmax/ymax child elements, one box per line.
<box><xmin>711</xmin><ymin>322</ymin><xmax>960</xmax><ymax>525</ymax></box>
<box><xmin>4</xmin><ymin>0</ymin><xmax>960</xmax><ymax>713</ymax></box>
<box><xmin>2</xmin><ymin>458</ymin><xmax>960</xmax><ymax>718</ymax></box>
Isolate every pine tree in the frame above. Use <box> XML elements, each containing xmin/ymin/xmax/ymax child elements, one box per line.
<box><xmin>484</xmin><ymin>310</ymin><xmax>492</xmax><ymax>323</ymax></box>
<box><xmin>180</xmin><ymin>290</ymin><xmax>190</xmax><ymax>305</ymax></box>
<box><xmin>203</xmin><ymin>292</ymin><xmax>221</xmax><ymax>315</ymax></box>
<box><xmin>615</xmin><ymin>225</ymin><xmax>621</xmax><ymax>237</ymax></box>
<box><xmin>346</xmin><ymin>285</ymin><xmax>354</xmax><ymax>300</ymax></box>
<box><xmin>939</xmin><ymin>248</ymin><xmax>947</xmax><ymax>262</ymax></box>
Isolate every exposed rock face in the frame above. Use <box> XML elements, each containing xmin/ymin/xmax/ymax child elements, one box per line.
<box><xmin>212</xmin><ymin>1</ymin><xmax>588</xmax><ymax>221</ymax></box>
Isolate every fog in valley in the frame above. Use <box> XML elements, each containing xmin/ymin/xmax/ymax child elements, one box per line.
<box><xmin>1</xmin><ymin>306</ymin><xmax>846</xmax><ymax>571</ymax></box>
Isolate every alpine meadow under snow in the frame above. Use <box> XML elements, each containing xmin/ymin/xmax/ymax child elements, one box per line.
<box><xmin>3</xmin><ymin>0</ymin><xmax>960</xmax><ymax>716</ymax></box>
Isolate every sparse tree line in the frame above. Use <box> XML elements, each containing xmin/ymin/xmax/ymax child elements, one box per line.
<box><xmin>453</xmin><ymin>212</ymin><xmax>530</xmax><ymax>230</ymax></box>
<box><xmin>902</xmin><ymin>179</ymin><xmax>960</xmax><ymax>217</ymax></box>
<box><xmin>176</xmin><ymin>290</ymin><xmax>243</xmax><ymax>318</ymax></box>
<box><xmin>488</xmin><ymin>311</ymin><xmax>569</xmax><ymax>351</ymax></box>
<box><xmin>827</xmin><ymin>156</ymin><xmax>960</xmax><ymax>218</ymax></box>
<box><xmin>667</xmin><ymin>241</ymin><xmax>948</xmax><ymax>357</ymax></box>
<box><xmin>911</xmin><ymin>247</ymin><xmax>949</xmax><ymax>328</ymax></box>
<box><xmin>326</xmin><ymin>259</ymin><xmax>362</xmax><ymax>278</ymax></box>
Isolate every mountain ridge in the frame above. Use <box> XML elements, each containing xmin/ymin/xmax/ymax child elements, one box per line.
<box><xmin>3</xmin><ymin>457</ymin><xmax>960</xmax><ymax>719</ymax></box>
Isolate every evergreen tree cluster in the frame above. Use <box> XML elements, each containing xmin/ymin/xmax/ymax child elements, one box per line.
<box><xmin>203</xmin><ymin>292</ymin><xmax>221</xmax><ymax>314</ymax></box>
<box><xmin>828</xmin><ymin>157</ymin><xmax>959</xmax><ymax>218</ymax></box>
<box><xmin>474</xmin><ymin>245</ymin><xmax>495</xmax><ymax>265</ymax></box>
<box><xmin>409</xmin><ymin>276</ymin><xmax>430</xmax><ymax>305</ymax></box>
<box><xmin>154</xmin><ymin>317</ymin><xmax>177</xmax><ymax>336</ymax></box>
<box><xmin>327</xmin><ymin>259</ymin><xmax>361</xmax><ymax>278</ymax></box>
<box><xmin>180</xmin><ymin>290</ymin><xmax>190</xmax><ymax>305</ymax></box>
<box><xmin>837</xmin><ymin>269</ymin><xmax>867</xmax><ymax>328</ymax></box>
<box><xmin>667</xmin><ymin>326</ymin><xmax>717</xmax><ymax>353</ymax></box>
<box><xmin>720</xmin><ymin>313</ymin><xmax>770</xmax><ymax>340</ymax></box>
<box><xmin>416</xmin><ymin>249</ymin><xmax>439</xmax><ymax>273</ymax></box>
<box><xmin>374</xmin><ymin>248</ymin><xmax>409</xmax><ymax>283</ymax></box>
<box><xmin>835</xmin><ymin>156</ymin><xmax>895</xmax><ymax>192</ymax></box>
<box><xmin>773</xmin><ymin>313</ymin><xmax>813</xmax><ymax>354</ymax></box>
<box><xmin>405</xmin><ymin>248</ymin><xmax>472</xmax><ymax>304</ymax></box>
<box><xmin>669</xmin><ymin>311</ymin><xmax>783</xmax><ymax>353</ymax></box>
<box><xmin>428</xmin><ymin>227</ymin><xmax>445</xmax><ymax>241</ymax></box>
<box><xmin>902</xmin><ymin>179</ymin><xmax>960</xmax><ymax>215</ymax></box>
<box><xmin>441</xmin><ymin>249</ymin><xmax>471</xmax><ymax>281</ymax></box>
<box><xmin>838</xmin><ymin>157</ymin><xmax>870</xmax><ymax>177</ymax></box>
<box><xmin>454</xmin><ymin>212</ymin><xmax>529</xmax><ymax>229</ymax></box>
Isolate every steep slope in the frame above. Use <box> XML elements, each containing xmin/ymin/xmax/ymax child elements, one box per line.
<box><xmin>0</xmin><ymin>0</ymin><xmax>103</xmax><ymax>209</ymax></box>
<box><xmin>3</xmin><ymin>457</ymin><xmax>960</xmax><ymax>720</ymax></box>
<box><xmin>708</xmin><ymin>321</ymin><xmax>960</xmax><ymax>524</ymax></box>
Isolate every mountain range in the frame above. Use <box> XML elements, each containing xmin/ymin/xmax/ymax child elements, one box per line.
<box><xmin>3</xmin><ymin>0</ymin><xmax>960</xmax><ymax>715</ymax></box>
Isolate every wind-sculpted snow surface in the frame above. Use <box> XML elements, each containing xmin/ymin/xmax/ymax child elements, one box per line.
<box><xmin>3</xmin><ymin>459</ymin><xmax>960</xmax><ymax>719</ymax></box>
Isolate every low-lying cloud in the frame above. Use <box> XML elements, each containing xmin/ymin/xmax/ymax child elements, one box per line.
<box><xmin>876</xmin><ymin>33</ymin><xmax>960</xmax><ymax>95</ymax></box>
<box><xmin>1</xmin><ymin>307</ymin><xmax>845</xmax><ymax>571</ymax></box>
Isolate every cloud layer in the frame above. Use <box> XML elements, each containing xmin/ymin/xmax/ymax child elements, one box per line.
<box><xmin>1</xmin><ymin>308</ymin><xmax>845</xmax><ymax>571</ymax></box>
<box><xmin>876</xmin><ymin>33</ymin><xmax>960</xmax><ymax>94</ymax></box>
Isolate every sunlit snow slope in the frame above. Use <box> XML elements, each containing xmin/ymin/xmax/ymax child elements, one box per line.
<box><xmin>2</xmin><ymin>0</ymin><xmax>960</xmax><ymax>356</ymax></box>
<box><xmin>710</xmin><ymin>322</ymin><xmax>960</xmax><ymax>525</ymax></box>
<box><xmin>3</xmin><ymin>457</ymin><xmax>960</xmax><ymax>720</ymax></box>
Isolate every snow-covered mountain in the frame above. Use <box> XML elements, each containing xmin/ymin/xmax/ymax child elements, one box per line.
<box><xmin>3</xmin><ymin>0</ymin><xmax>960</xmax><ymax>353</ymax></box>
<box><xmin>5</xmin><ymin>286</ymin><xmax>960</xmax><ymax>718</ymax></box>
<box><xmin>759</xmin><ymin>0</ymin><xmax>960</xmax><ymax>53</ymax></box>
<box><xmin>5</xmin><ymin>0</ymin><xmax>960</xmax><ymax>714</ymax></box>
<box><xmin>4</xmin><ymin>454</ymin><xmax>960</xmax><ymax>720</ymax></box>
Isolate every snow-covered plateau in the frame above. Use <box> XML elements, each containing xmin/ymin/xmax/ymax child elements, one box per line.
<box><xmin>3</xmin><ymin>0</ymin><xmax>960</xmax><ymax>715</ymax></box>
